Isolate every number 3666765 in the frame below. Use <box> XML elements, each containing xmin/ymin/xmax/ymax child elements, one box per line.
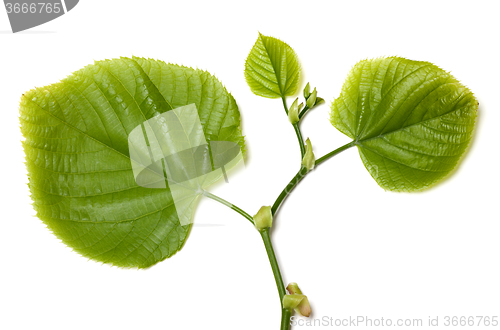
<box><xmin>5</xmin><ymin>3</ymin><xmax>62</xmax><ymax>14</ymax></box>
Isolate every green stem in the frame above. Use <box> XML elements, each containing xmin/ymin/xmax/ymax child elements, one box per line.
<box><xmin>272</xmin><ymin>166</ymin><xmax>308</xmax><ymax>215</ymax></box>
<box><xmin>260</xmin><ymin>228</ymin><xmax>286</xmax><ymax>299</ymax></box>
<box><xmin>298</xmin><ymin>105</ymin><xmax>309</xmax><ymax>119</ymax></box>
<box><xmin>202</xmin><ymin>191</ymin><xmax>254</xmax><ymax>224</ymax></box>
<box><xmin>293</xmin><ymin>123</ymin><xmax>306</xmax><ymax>158</ymax></box>
<box><xmin>202</xmin><ymin>140</ymin><xmax>355</xmax><ymax>330</ymax></box>
<box><xmin>271</xmin><ymin>141</ymin><xmax>355</xmax><ymax>216</ymax></box>
<box><xmin>281</xmin><ymin>309</ymin><xmax>292</xmax><ymax>330</ymax></box>
<box><xmin>281</xmin><ymin>96</ymin><xmax>306</xmax><ymax>159</ymax></box>
<box><xmin>260</xmin><ymin>228</ymin><xmax>290</xmax><ymax>330</ymax></box>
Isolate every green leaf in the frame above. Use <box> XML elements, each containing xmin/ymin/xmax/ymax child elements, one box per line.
<box><xmin>330</xmin><ymin>57</ymin><xmax>477</xmax><ymax>191</ymax></box>
<box><xmin>20</xmin><ymin>57</ymin><xmax>245</xmax><ymax>268</ymax></box>
<box><xmin>244</xmin><ymin>33</ymin><xmax>301</xmax><ymax>98</ymax></box>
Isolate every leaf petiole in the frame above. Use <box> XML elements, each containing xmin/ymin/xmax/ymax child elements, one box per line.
<box><xmin>202</xmin><ymin>191</ymin><xmax>254</xmax><ymax>224</ymax></box>
<box><xmin>315</xmin><ymin>141</ymin><xmax>356</xmax><ymax>166</ymax></box>
<box><xmin>281</xmin><ymin>96</ymin><xmax>289</xmax><ymax>115</ymax></box>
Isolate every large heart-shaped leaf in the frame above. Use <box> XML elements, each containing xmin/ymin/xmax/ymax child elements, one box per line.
<box><xmin>331</xmin><ymin>57</ymin><xmax>477</xmax><ymax>191</ymax></box>
<box><xmin>20</xmin><ymin>57</ymin><xmax>245</xmax><ymax>268</ymax></box>
<box><xmin>244</xmin><ymin>33</ymin><xmax>301</xmax><ymax>98</ymax></box>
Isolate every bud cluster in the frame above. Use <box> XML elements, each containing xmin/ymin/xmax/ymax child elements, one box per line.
<box><xmin>288</xmin><ymin>82</ymin><xmax>325</xmax><ymax>124</ymax></box>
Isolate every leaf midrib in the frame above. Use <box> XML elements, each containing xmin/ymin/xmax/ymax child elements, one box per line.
<box><xmin>357</xmin><ymin>63</ymin><xmax>436</xmax><ymax>138</ymax></box>
<box><xmin>355</xmin><ymin>89</ymin><xmax>470</xmax><ymax>146</ymax></box>
<box><xmin>259</xmin><ymin>34</ymin><xmax>284</xmax><ymax>96</ymax></box>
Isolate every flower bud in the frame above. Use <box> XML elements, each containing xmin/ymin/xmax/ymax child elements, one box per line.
<box><xmin>303</xmin><ymin>82</ymin><xmax>311</xmax><ymax>99</ymax></box>
<box><xmin>301</xmin><ymin>138</ymin><xmax>315</xmax><ymax>172</ymax></box>
<box><xmin>253</xmin><ymin>205</ymin><xmax>272</xmax><ymax>231</ymax></box>
<box><xmin>306</xmin><ymin>87</ymin><xmax>317</xmax><ymax>109</ymax></box>
<box><xmin>288</xmin><ymin>98</ymin><xmax>300</xmax><ymax>124</ymax></box>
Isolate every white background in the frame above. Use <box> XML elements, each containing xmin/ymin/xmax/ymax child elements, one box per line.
<box><xmin>1</xmin><ymin>1</ymin><xmax>499</xmax><ymax>329</ymax></box>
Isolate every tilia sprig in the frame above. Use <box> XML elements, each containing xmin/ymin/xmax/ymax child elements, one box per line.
<box><xmin>20</xmin><ymin>35</ymin><xmax>477</xmax><ymax>329</ymax></box>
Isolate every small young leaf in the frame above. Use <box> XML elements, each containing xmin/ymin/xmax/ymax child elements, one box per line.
<box><xmin>244</xmin><ymin>33</ymin><xmax>301</xmax><ymax>98</ymax></box>
<box><xmin>331</xmin><ymin>57</ymin><xmax>477</xmax><ymax>191</ymax></box>
<box><xmin>20</xmin><ymin>57</ymin><xmax>245</xmax><ymax>268</ymax></box>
